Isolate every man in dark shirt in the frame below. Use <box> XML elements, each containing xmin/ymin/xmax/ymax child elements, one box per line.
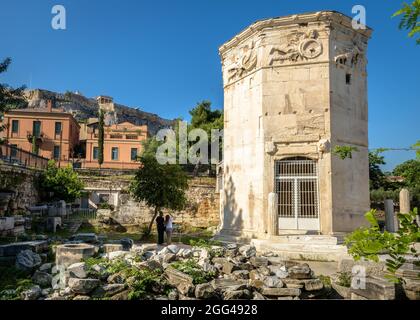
<box><xmin>156</xmin><ymin>211</ymin><xmax>165</xmax><ymax>245</ymax></box>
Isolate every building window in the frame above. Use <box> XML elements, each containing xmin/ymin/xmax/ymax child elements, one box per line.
<box><xmin>131</xmin><ymin>148</ymin><xmax>138</xmax><ymax>161</ymax></box>
<box><xmin>10</xmin><ymin>144</ymin><xmax>18</xmax><ymax>158</ymax></box>
<box><xmin>111</xmin><ymin>147</ymin><xmax>119</xmax><ymax>160</ymax></box>
<box><xmin>93</xmin><ymin>147</ymin><xmax>99</xmax><ymax>160</ymax></box>
<box><xmin>346</xmin><ymin>73</ymin><xmax>352</xmax><ymax>85</ymax></box>
<box><xmin>55</xmin><ymin>122</ymin><xmax>62</xmax><ymax>135</ymax></box>
<box><xmin>110</xmin><ymin>134</ymin><xmax>123</xmax><ymax>139</ymax></box>
<box><xmin>53</xmin><ymin>146</ymin><xmax>60</xmax><ymax>159</ymax></box>
<box><xmin>33</xmin><ymin>121</ymin><xmax>41</xmax><ymax>137</ymax></box>
<box><xmin>126</xmin><ymin>135</ymin><xmax>138</xmax><ymax>140</ymax></box>
<box><xmin>11</xmin><ymin>120</ymin><xmax>19</xmax><ymax>133</ymax></box>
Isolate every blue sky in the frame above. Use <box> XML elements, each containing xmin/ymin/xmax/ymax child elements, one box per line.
<box><xmin>0</xmin><ymin>0</ymin><xmax>418</xmax><ymax>170</ymax></box>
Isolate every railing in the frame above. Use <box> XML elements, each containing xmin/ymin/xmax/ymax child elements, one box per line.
<box><xmin>0</xmin><ymin>143</ymin><xmax>49</xmax><ymax>169</ymax></box>
<box><xmin>69</xmin><ymin>208</ymin><xmax>97</xmax><ymax>220</ymax></box>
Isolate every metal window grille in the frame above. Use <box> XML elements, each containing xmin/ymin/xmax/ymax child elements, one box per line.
<box><xmin>275</xmin><ymin>158</ymin><xmax>319</xmax><ymax>219</ymax></box>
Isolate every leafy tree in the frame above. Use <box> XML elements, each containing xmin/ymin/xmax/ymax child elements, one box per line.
<box><xmin>345</xmin><ymin>208</ymin><xmax>419</xmax><ymax>283</ymax></box>
<box><xmin>332</xmin><ymin>145</ymin><xmax>359</xmax><ymax>159</ymax></box>
<box><xmin>97</xmin><ymin>110</ymin><xmax>105</xmax><ymax>167</ymax></box>
<box><xmin>189</xmin><ymin>100</ymin><xmax>223</xmax><ymax>135</ymax></box>
<box><xmin>393</xmin><ymin>0</ymin><xmax>420</xmax><ymax>44</ymax></box>
<box><xmin>39</xmin><ymin>160</ymin><xmax>84</xmax><ymax>202</ymax></box>
<box><xmin>0</xmin><ymin>58</ymin><xmax>27</xmax><ymax>136</ymax></box>
<box><xmin>369</xmin><ymin>151</ymin><xmax>387</xmax><ymax>190</ymax></box>
<box><xmin>129</xmin><ymin>152</ymin><xmax>188</xmax><ymax>236</ymax></box>
<box><xmin>412</xmin><ymin>140</ymin><xmax>420</xmax><ymax>160</ymax></box>
<box><xmin>188</xmin><ymin>101</ymin><xmax>223</xmax><ymax>175</ymax></box>
<box><xmin>393</xmin><ymin>159</ymin><xmax>420</xmax><ymax>188</ymax></box>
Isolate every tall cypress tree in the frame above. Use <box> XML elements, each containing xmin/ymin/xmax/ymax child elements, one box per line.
<box><xmin>98</xmin><ymin>109</ymin><xmax>104</xmax><ymax>167</ymax></box>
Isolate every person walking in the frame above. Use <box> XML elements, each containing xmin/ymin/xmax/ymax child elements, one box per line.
<box><xmin>156</xmin><ymin>211</ymin><xmax>165</xmax><ymax>245</ymax></box>
<box><xmin>165</xmin><ymin>214</ymin><xmax>173</xmax><ymax>245</ymax></box>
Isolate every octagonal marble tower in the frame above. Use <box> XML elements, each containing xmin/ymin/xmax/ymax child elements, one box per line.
<box><xmin>219</xmin><ymin>11</ymin><xmax>372</xmax><ymax>239</ymax></box>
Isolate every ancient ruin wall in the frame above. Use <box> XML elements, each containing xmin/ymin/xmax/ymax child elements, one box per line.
<box><xmin>0</xmin><ymin>164</ymin><xmax>41</xmax><ymax>212</ymax></box>
<box><xmin>80</xmin><ymin>175</ymin><xmax>220</xmax><ymax>229</ymax></box>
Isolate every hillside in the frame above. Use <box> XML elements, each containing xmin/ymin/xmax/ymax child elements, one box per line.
<box><xmin>24</xmin><ymin>89</ymin><xmax>174</xmax><ymax>135</ymax></box>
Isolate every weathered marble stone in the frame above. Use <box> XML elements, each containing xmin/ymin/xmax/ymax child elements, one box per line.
<box><xmin>73</xmin><ymin>295</ymin><xmax>91</xmax><ymax>300</ymax></box>
<box><xmin>167</xmin><ymin>244</ymin><xmax>181</xmax><ymax>254</ymax></box>
<box><xmin>71</xmin><ymin>233</ymin><xmax>98</xmax><ymax>243</ymax></box>
<box><xmin>32</xmin><ymin>271</ymin><xmax>53</xmax><ymax>288</ymax></box>
<box><xmin>41</xmin><ymin>288</ymin><xmax>52</xmax><ymax>296</ymax></box>
<box><xmin>16</xmin><ymin>249</ymin><xmax>42</xmax><ymax>272</ymax></box>
<box><xmin>195</xmin><ymin>283</ymin><xmax>216</xmax><ymax>299</ymax></box>
<box><xmin>402</xmin><ymin>279</ymin><xmax>420</xmax><ymax>300</ymax></box>
<box><xmin>249</xmin><ymin>279</ymin><xmax>265</xmax><ymax>290</ymax></box>
<box><xmin>164</xmin><ymin>267</ymin><xmax>195</xmax><ymax>296</ymax></box>
<box><xmin>21</xmin><ymin>285</ymin><xmax>42</xmax><ymax>300</ymax></box>
<box><xmin>55</xmin><ymin>243</ymin><xmax>95</xmax><ymax>269</ymax></box>
<box><xmin>250</xmin><ymin>257</ymin><xmax>269</xmax><ymax>268</ymax></box>
<box><xmin>167</xmin><ymin>289</ymin><xmax>179</xmax><ymax>300</ymax></box>
<box><xmin>0</xmin><ymin>241</ymin><xmax>48</xmax><ymax>257</ymax></box>
<box><xmin>211</xmin><ymin>278</ymin><xmax>248</xmax><ymax>292</ymax></box>
<box><xmin>39</xmin><ymin>263</ymin><xmax>53</xmax><ymax>273</ymax></box>
<box><xmin>100</xmin><ymin>284</ymin><xmax>126</xmax><ymax>297</ymax></box>
<box><xmin>223</xmin><ymin>289</ymin><xmax>252</xmax><ymax>300</ymax></box>
<box><xmin>222</xmin><ymin>261</ymin><xmax>239</xmax><ymax>274</ymax></box>
<box><xmin>268</xmin><ymin>265</ymin><xmax>289</xmax><ymax>279</ymax></box>
<box><xmin>351</xmin><ymin>276</ymin><xmax>395</xmax><ymax>300</ymax></box>
<box><xmin>261</xmin><ymin>287</ymin><xmax>301</xmax><ymax>297</ymax></box>
<box><xmin>263</xmin><ymin>276</ymin><xmax>283</xmax><ymax>288</ymax></box>
<box><xmin>68</xmin><ymin>278</ymin><xmax>100</xmax><ymax>294</ymax></box>
<box><xmin>253</xmin><ymin>291</ymin><xmax>266</xmax><ymax>300</ymax></box>
<box><xmin>232</xmin><ymin>270</ymin><xmax>250</xmax><ymax>280</ymax></box>
<box><xmin>331</xmin><ymin>282</ymin><xmax>351</xmax><ymax>299</ymax></box>
<box><xmin>304</xmin><ymin>279</ymin><xmax>324</xmax><ymax>291</ymax></box>
<box><xmin>102</xmin><ymin>244</ymin><xmax>124</xmax><ymax>253</ymax></box>
<box><xmin>107</xmin><ymin>272</ymin><xmax>125</xmax><ymax>284</ymax></box>
<box><xmin>67</xmin><ymin>262</ymin><xmax>88</xmax><ymax>279</ymax></box>
<box><xmin>110</xmin><ymin>290</ymin><xmax>130</xmax><ymax>300</ymax></box>
<box><xmin>238</xmin><ymin>245</ymin><xmax>256</xmax><ymax>258</ymax></box>
<box><xmin>288</xmin><ymin>264</ymin><xmax>312</xmax><ymax>279</ymax></box>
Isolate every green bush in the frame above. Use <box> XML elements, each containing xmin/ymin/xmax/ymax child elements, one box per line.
<box><xmin>345</xmin><ymin>208</ymin><xmax>419</xmax><ymax>283</ymax></box>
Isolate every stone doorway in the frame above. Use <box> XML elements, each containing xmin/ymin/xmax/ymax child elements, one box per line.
<box><xmin>275</xmin><ymin>157</ymin><xmax>320</xmax><ymax>231</ymax></box>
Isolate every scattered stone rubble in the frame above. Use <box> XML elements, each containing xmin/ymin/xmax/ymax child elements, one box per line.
<box><xmin>0</xmin><ymin>234</ymin><xmax>419</xmax><ymax>300</ymax></box>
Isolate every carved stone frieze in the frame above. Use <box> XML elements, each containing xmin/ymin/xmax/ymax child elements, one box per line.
<box><xmin>226</xmin><ymin>41</ymin><xmax>258</xmax><ymax>83</ymax></box>
<box><xmin>269</xmin><ymin>29</ymin><xmax>323</xmax><ymax>65</ymax></box>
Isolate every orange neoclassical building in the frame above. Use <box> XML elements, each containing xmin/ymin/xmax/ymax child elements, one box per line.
<box><xmin>82</xmin><ymin>121</ymin><xmax>148</xmax><ymax>169</ymax></box>
<box><xmin>0</xmin><ymin>100</ymin><xmax>80</xmax><ymax>167</ymax></box>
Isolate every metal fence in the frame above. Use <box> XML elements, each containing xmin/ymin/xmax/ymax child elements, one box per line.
<box><xmin>0</xmin><ymin>143</ymin><xmax>49</xmax><ymax>169</ymax></box>
<box><xmin>69</xmin><ymin>208</ymin><xmax>97</xmax><ymax>220</ymax></box>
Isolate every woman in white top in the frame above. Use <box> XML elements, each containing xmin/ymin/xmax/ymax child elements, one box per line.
<box><xmin>165</xmin><ymin>214</ymin><xmax>173</xmax><ymax>245</ymax></box>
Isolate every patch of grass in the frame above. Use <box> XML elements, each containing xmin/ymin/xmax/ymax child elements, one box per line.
<box><xmin>127</xmin><ymin>268</ymin><xmax>166</xmax><ymax>300</ymax></box>
<box><xmin>336</xmin><ymin>272</ymin><xmax>352</xmax><ymax>288</ymax></box>
<box><xmin>171</xmin><ymin>259</ymin><xmax>216</xmax><ymax>285</ymax></box>
<box><xmin>318</xmin><ymin>275</ymin><xmax>332</xmax><ymax>288</ymax></box>
<box><xmin>0</xmin><ymin>267</ymin><xmax>33</xmax><ymax>300</ymax></box>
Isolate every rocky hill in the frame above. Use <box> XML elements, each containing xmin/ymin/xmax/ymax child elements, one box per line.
<box><xmin>24</xmin><ymin>89</ymin><xmax>174</xmax><ymax>135</ymax></box>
